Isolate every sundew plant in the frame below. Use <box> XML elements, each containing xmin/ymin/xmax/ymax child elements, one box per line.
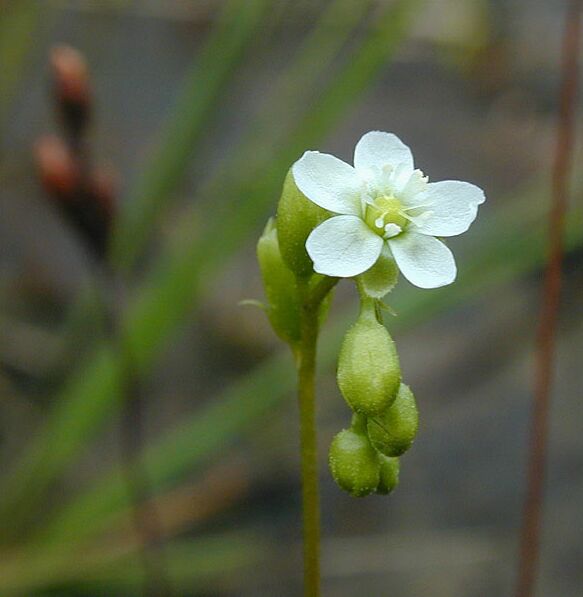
<box><xmin>0</xmin><ymin>1</ymin><xmax>581</xmax><ymax>596</ymax></box>
<box><xmin>257</xmin><ymin>131</ymin><xmax>485</xmax><ymax>594</ymax></box>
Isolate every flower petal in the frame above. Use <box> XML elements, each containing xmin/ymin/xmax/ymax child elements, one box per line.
<box><xmin>413</xmin><ymin>181</ymin><xmax>485</xmax><ymax>237</ymax></box>
<box><xmin>292</xmin><ymin>151</ymin><xmax>362</xmax><ymax>215</ymax></box>
<box><xmin>388</xmin><ymin>232</ymin><xmax>456</xmax><ymax>288</ymax></box>
<box><xmin>306</xmin><ymin>215</ymin><xmax>383</xmax><ymax>277</ymax></box>
<box><xmin>354</xmin><ymin>131</ymin><xmax>414</xmax><ymax>172</ymax></box>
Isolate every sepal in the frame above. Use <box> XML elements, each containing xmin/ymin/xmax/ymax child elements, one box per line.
<box><xmin>256</xmin><ymin>218</ymin><xmax>301</xmax><ymax>346</ymax></box>
<box><xmin>276</xmin><ymin>169</ymin><xmax>328</xmax><ymax>278</ymax></box>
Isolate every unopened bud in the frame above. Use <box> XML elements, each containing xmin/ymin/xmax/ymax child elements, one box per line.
<box><xmin>276</xmin><ymin>170</ymin><xmax>328</xmax><ymax>278</ymax></box>
<box><xmin>376</xmin><ymin>455</ymin><xmax>400</xmax><ymax>495</ymax></box>
<box><xmin>257</xmin><ymin>218</ymin><xmax>301</xmax><ymax>345</ymax></box>
<box><xmin>329</xmin><ymin>428</ymin><xmax>380</xmax><ymax>497</ymax></box>
<box><xmin>337</xmin><ymin>300</ymin><xmax>401</xmax><ymax>416</ymax></box>
<box><xmin>367</xmin><ymin>383</ymin><xmax>419</xmax><ymax>457</ymax></box>
<box><xmin>358</xmin><ymin>247</ymin><xmax>399</xmax><ymax>299</ymax></box>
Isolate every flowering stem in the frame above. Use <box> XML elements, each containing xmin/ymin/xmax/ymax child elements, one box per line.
<box><xmin>295</xmin><ymin>276</ymin><xmax>337</xmax><ymax>597</ymax></box>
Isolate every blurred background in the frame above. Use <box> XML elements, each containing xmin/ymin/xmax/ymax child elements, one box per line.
<box><xmin>0</xmin><ymin>0</ymin><xmax>582</xmax><ymax>595</ymax></box>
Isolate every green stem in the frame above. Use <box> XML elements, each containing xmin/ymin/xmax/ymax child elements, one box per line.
<box><xmin>295</xmin><ymin>280</ymin><xmax>324</xmax><ymax>597</ymax></box>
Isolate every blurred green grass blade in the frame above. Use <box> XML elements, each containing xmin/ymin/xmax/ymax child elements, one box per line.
<box><xmin>39</xmin><ymin>352</ymin><xmax>294</xmax><ymax>544</ymax></box>
<box><xmin>39</xmin><ymin>197</ymin><xmax>583</xmax><ymax>546</ymax></box>
<box><xmin>124</xmin><ymin>0</ymin><xmax>420</xmax><ymax>359</ymax></box>
<box><xmin>193</xmin><ymin>0</ymin><xmax>421</xmax><ymax>264</ymax></box>
<box><xmin>110</xmin><ymin>0</ymin><xmax>272</xmax><ymax>270</ymax></box>
<box><xmin>113</xmin><ymin>0</ymin><xmax>372</xmax><ymax>272</ymax></box>
<box><xmin>208</xmin><ymin>0</ymin><xmax>374</xmax><ymax>169</ymax></box>
<box><xmin>121</xmin><ymin>0</ymin><xmax>417</xmax><ymax>359</ymax></box>
<box><xmin>0</xmin><ymin>1</ymin><xmax>45</xmax><ymax>140</ymax></box>
<box><xmin>0</xmin><ymin>0</ymin><xmax>419</xmax><ymax>530</ymax></box>
<box><xmin>79</xmin><ymin>534</ymin><xmax>266</xmax><ymax>596</ymax></box>
<box><xmin>0</xmin><ymin>531</ymin><xmax>263</xmax><ymax>594</ymax></box>
<box><xmin>0</xmin><ymin>350</ymin><xmax>122</xmax><ymax>536</ymax></box>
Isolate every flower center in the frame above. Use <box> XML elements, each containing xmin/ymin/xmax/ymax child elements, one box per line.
<box><xmin>364</xmin><ymin>195</ymin><xmax>407</xmax><ymax>238</ymax></box>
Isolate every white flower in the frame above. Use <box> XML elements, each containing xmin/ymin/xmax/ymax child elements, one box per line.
<box><xmin>292</xmin><ymin>131</ymin><xmax>485</xmax><ymax>289</ymax></box>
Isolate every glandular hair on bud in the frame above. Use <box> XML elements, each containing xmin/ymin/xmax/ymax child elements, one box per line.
<box><xmin>257</xmin><ymin>218</ymin><xmax>301</xmax><ymax>346</ymax></box>
<box><xmin>367</xmin><ymin>383</ymin><xmax>419</xmax><ymax>457</ymax></box>
<box><xmin>376</xmin><ymin>455</ymin><xmax>400</xmax><ymax>495</ymax></box>
<box><xmin>337</xmin><ymin>302</ymin><xmax>401</xmax><ymax>417</ymax></box>
<box><xmin>329</xmin><ymin>428</ymin><xmax>380</xmax><ymax>497</ymax></box>
<box><xmin>276</xmin><ymin>170</ymin><xmax>328</xmax><ymax>278</ymax></box>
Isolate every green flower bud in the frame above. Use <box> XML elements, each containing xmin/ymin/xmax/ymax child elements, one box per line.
<box><xmin>376</xmin><ymin>455</ymin><xmax>400</xmax><ymax>495</ymax></box>
<box><xmin>367</xmin><ymin>383</ymin><xmax>419</xmax><ymax>457</ymax></box>
<box><xmin>257</xmin><ymin>218</ymin><xmax>301</xmax><ymax>345</ymax></box>
<box><xmin>276</xmin><ymin>170</ymin><xmax>328</xmax><ymax>278</ymax></box>
<box><xmin>329</xmin><ymin>428</ymin><xmax>380</xmax><ymax>497</ymax></box>
<box><xmin>337</xmin><ymin>301</ymin><xmax>401</xmax><ymax>416</ymax></box>
<box><xmin>358</xmin><ymin>247</ymin><xmax>399</xmax><ymax>299</ymax></box>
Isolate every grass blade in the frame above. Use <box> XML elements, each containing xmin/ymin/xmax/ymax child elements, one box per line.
<box><xmin>0</xmin><ymin>0</ymin><xmax>419</xmax><ymax>531</ymax></box>
<box><xmin>111</xmin><ymin>0</ymin><xmax>272</xmax><ymax>270</ymax></box>
<box><xmin>0</xmin><ymin>531</ymin><xmax>263</xmax><ymax>594</ymax></box>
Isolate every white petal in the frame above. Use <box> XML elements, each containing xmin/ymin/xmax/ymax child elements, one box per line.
<box><xmin>306</xmin><ymin>215</ymin><xmax>383</xmax><ymax>277</ymax></box>
<box><xmin>354</xmin><ymin>131</ymin><xmax>414</xmax><ymax>172</ymax></box>
<box><xmin>292</xmin><ymin>151</ymin><xmax>362</xmax><ymax>215</ymax></box>
<box><xmin>388</xmin><ymin>232</ymin><xmax>456</xmax><ymax>289</ymax></box>
<box><xmin>413</xmin><ymin>181</ymin><xmax>485</xmax><ymax>237</ymax></box>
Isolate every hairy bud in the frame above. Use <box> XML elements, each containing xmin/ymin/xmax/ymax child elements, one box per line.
<box><xmin>337</xmin><ymin>301</ymin><xmax>401</xmax><ymax>416</ymax></box>
<box><xmin>367</xmin><ymin>383</ymin><xmax>419</xmax><ymax>457</ymax></box>
<box><xmin>376</xmin><ymin>455</ymin><xmax>400</xmax><ymax>495</ymax></box>
<box><xmin>358</xmin><ymin>247</ymin><xmax>399</xmax><ymax>299</ymax></box>
<box><xmin>276</xmin><ymin>170</ymin><xmax>328</xmax><ymax>278</ymax></box>
<box><xmin>329</xmin><ymin>428</ymin><xmax>380</xmax><ymax>497</ymax></box>
<box><xmin>257</xmin><ymin>218</ymin><xmax>301</xmax><ymax>345</ymax></box>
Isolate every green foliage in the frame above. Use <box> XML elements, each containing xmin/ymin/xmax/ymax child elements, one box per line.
<box><xmin>111</xmin><ymin>0</ymin><xmax>273</xmax><ymax>270</ymax></box>
<box><xmin>0</xmin><ymin>531</ymin><xmax>264</xmax><ymax>595</ymax></box>
<box><xmin>0</xmin><ymin>0</ymin><xmax>419</xmax><ymax>536</ymax></box>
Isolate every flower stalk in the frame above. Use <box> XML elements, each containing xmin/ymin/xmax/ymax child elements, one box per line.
<box><xmin>294</xmin><ymin>276</ymin><xmax>338</xmax><ymax>597</ymax></box>
<box><xmin>296</xmin><ymin>279</ymin><xmax>323</xmax><ymax>597</ymax></box>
